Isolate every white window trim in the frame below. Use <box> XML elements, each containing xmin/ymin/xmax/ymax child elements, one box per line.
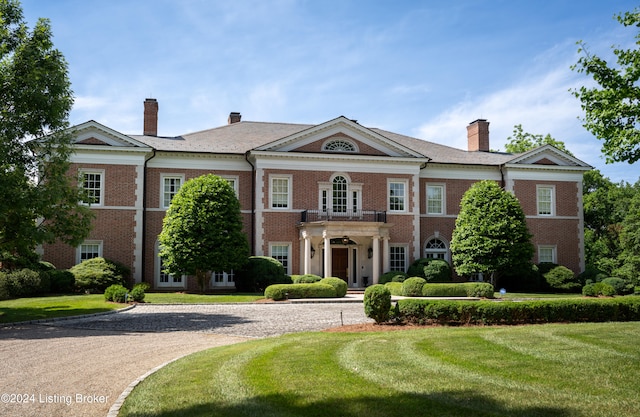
<box><xmin>536</xmin><ymin>185</ymin><xmax>556</xmax><ymax>217</ymax></box>
<box><xmin>79</xmin><ymin>169</ymin><xmax>105</xmax><ymax>206</ymax></box>
<box><xmin>160</xmin><ymin>174</ymin><xmax>185</xmax><ymax>209</ymax></box>
<box><xmin>76</xmin><ymin>240</ymin><xmax>103</xmax><ymax>264</ymax></box>
<box><xmin>388</xmin><ymin>179</ymin><xmax>408</xmax><ymax>213</ymax></box>
<box><xmin>426</xmin><ymin>183</ymin><xmax>446</xmax><ymax>215</ymax></box>
<box><xmin>270</xmin><ymin>175</ymin><xmax>292</xmax><ymax>210</ymax></box>
<box><xmin>538</xmin><ymin>245</ymin><xmax>557</xmax><ymax>264</ymax></box>
<box><xmin>318</xmin><ymin>174</ymin><xmax>362</xmax><ymax>214</ymax></box>
<box><xmin>270</xmin><ymin>242</ymin><xmax>291</xmax><ymax>275</ymax></box>
<box><xmin>389</xmin><ymin>244</ymin><xmax>409</xmax><ymax>272</ymax></box>
<box><xmin>210</xmin><ymin>270</ymin><xmax>235</xmax><ymax>287</ymax></box>
<box><xmin>155</xmin><ymin>242</ymin><xmax>186</xmax><ymax>288</ymax></box>
<box><xmin>321</xmin><ymin>138</ymin><xmax>359</xmax><ymax>153</ymax></box>
<box><xmin>424</xmin><ymin>236</ymin><xmax>449</xmax><ymax>262</ymax></box>
<box><xmin>220</xmin><ymin>175</ymin><xmax>239</xmax><ymax>197</ymax></box>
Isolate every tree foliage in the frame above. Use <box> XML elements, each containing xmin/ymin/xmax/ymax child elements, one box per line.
<box><xmin>451</xmin><ymin>180</ymin><xmax>534</xmax><ymax>284</ymax></box>
<box><xmin>159</xmin><ymin>174</ymin><xmax>249</xmax><ymax>292</ymax></box>
<box><xmin>572</xmin><ymin>9</ymin><xmax>640</xmax><ymax>164</ymax></box>
<box><xmin>0</xmin><ymin>0</ymin><xmax>93</xmax><ymax>268</ymax></box>
<box><xmin>505</xmin><ymin>124</ymin><xmax>573</xmax><ymax>155</ymax></box>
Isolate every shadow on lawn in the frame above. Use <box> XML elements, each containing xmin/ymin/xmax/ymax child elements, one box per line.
<box><xmin>123</xmin><ymin>391</ymin><xmax>573</xmax><ymax>417</ymax></box>
<box><xmin>0</xmin><ymin>305</ymin><xmax>117</xmax><ymax>324</ymax></box>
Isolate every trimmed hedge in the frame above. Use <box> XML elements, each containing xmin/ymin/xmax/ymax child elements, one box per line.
<box><xmin>583</xmin><ymin>282</ymin><xmax>616</xmax><ymax>297</ymax></box>
<box><xmin>291</xmin><ymin>274</ymin><xmax>322</xmax><ymax>284</ymax></box>
<box><xmin>396</xmin><ymin>297</ymin><xmax>640</xmax><ymax>325</ymax></box>
<box><xmin>402</xmin><ymin>277</ymin><xmax>427</xmax><ymax>296</ymax></box>
<box><xmin>378</xmin><ymin>271</ymin><xmax>407</xmax><ymax>284</ymax></box>
<box><xmin>104</xmin><ymin>284</ymin><xmax>128</xmax><ymax>303</ymax></box>
<box><xmin>384</xmin><ymin>282</ymin><xmax>403</xmax><ymax>296</ymax></box>
<box><xmin>319</xmin><ymin>277</ymin><xmax>348</xmax><ymax>298</ymax></box>
<box><xmin>265</xmin><ymin>283</ymin><xmax>336</xmax><ymax>301</ymax></box>
<box><xmin>364</xmin><ymin>284</ymin><xmax>391</xmax><ymax>323</ymax></box>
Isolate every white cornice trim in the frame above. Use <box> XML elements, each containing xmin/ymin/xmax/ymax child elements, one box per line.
<box><xmin>71</xmin><ymin>120</ymin><xmax>151</xmax><ymax>148</ymax></box>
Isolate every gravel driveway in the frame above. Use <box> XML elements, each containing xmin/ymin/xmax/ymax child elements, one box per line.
<box><xmin>0</xmin><ymin>302</ymin><xmax>371</xmax><ymax>417</ymax></box>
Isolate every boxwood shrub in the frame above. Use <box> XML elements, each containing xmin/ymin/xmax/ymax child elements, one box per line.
<box><xmin>264</xmin><ymin>283</ymin><xmax>336</xmax><ymax>301</ymax></box>
<box><xmin>319</xmin><ymin>277</ymin><xmax>348</xmax><ymax>298</ymax></box>
<box><xmin>601</xmin><ymin>277</ymin><xmax>631</xmax><ymax>295</ymax></box>
<box><xmin>402</xmin><ymin>277</ymin><xmax>427</xmax><ymax>296</ymax></box>
<box><xmin>384</xmin><ymin>282</ymin><xmax>403</xmax><ymax>296</ymax></box>
<box><xmin>364</xmin><ymin>284</ymin><xmax>391</xmax><ymax>323</ymax></box>
<box><xmin>396</xmin><ymin>297</ymin><xmax>640</xmax><ymax>325</ymax></box>
<box><xmin>582</xmin><ymin>282</ymin><xmax>616</xmax><ymax>297</ymax></box>
<box><xmin>70</xmin><ymin>257</ymin><xmax>128</xmax><ymax>293</ymax></box>
<box><xmin>235</xmin><ymin>256</ymin><xmax>291</xmax><ymax>292</ymax></box>
<box><xmin>104</xmin><ymin>284</ymin><xmax>128</xmax><ymax>303</ymax></box>
<box><xmin>378</xmin><ymin>271</ymin><xmax>408</xmax><ymax>284</ymax></box>
<box><xmin>291</xmin><ymin>274</ymin><xmax>322</xmax><ymax>284</ymax></box>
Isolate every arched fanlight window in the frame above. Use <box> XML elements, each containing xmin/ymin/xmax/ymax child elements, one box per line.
<box><xmin>424</xmin><ymin>238</ymin><xmax>448</xmax><ymax>261</ymax></box>
<box><xmin>323</xmin><ymin>139</ymin><xmax>357</xmax><ymax>152</ymax></box>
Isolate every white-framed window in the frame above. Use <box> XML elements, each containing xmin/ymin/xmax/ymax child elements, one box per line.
<box><xmin>270</xmin><ymin>176</ymin><xmax>291</xmax><ymax>209</ymax></box>
<box><xmin>270</xmin><ymin>243</ymin><xmax>291</xmax><ymax>275</ymax></box>
<box><xmin>221</xmin><ymin>176</ymin><xmax>239</xmax><ymax>197</ymax></box>
<box><xmin>211</xmin><ymin>270</ymin><xmax>235</xmax><ymax>287</ymax></box>
<box><xmin>80</xmin><ymin>170</ymin><xmax>104</xmax><ymax>205</ymax></box>
<box><xmin>538</xmin><ymin>245</ymin><xmax>557</xmax><ymax>264</ymax></box>
<box><xmin>161</xmin><ymin>174</ymin><xmax>184</xmax><ymax>209</ymax></box>
<box><xmin>322</xmin><ymin>138</ymin><xmax>357</xmax><ymax>152</ymax></box>
<box><xmin>388</xmin><ymin>180</ymin><xmax>407</xmax><ymax>212</ymax></box>
<box><xmin>389</xmin><ymin>245</ymin><xmax>408</xmax><ymax>272</ymax></box>
<box><xmin>155</xmin><ymin>242</ymin><xmax>185</xmax><ymax>288</ymax></box>
<box><xmin>537</xmin><ymin>185</ymin><xmax>555</xmax><ymax>216</ymax></box>
<box><xmin>424</xmin><ymin>237</ymin><xmax>448</xmax><ymax>261</ymax></box>
<box><xmin>319</xmin><ymin>174</ymin><xmax>361</xmax><ymax>214</ymax></box>
<box><xmin>77</xmin><ymin>240</ymin><xmax>102</xmax><ymax>264</ymax></box>
<box><xmin>427</xmin><ymin>184</ymin><xmax>445</xmax><ymax>215</ymax></box>
<box><xmin>469</xmin><ymin>273</ymin><xmax>484</xmax><ymax>282</ymax></box>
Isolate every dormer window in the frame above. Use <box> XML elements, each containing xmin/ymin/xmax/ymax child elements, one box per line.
<box><xmin>322</xmin><ymin>139</ymin><xmax>357</xmax><ymax>153</ymax></box>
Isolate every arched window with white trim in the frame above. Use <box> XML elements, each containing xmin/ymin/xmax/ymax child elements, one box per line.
<box><xmin>319</xmin><ymin>173</ymin><xmax>362</xmax><ymax>215</ymax></box>
<box><xmin>424</xmin><ymin>237</ymin><xmax>449</xmax><ymax>261</ymax></box>
<box><xmin>323</xmin><ymin>138</ymin><xmax>357</xmax><ymax>152</ymax></box>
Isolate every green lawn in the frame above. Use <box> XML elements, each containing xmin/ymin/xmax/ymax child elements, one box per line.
<box><xmin>0</xmin><ymin>292</ymin><xmax>264</xmax><ymax>323</ymax></box>
<box><xmin>0</xmin><ymin>294</ymin><xmax>126</xmax><ymax>323</ymax></box>
<box><xmin>120</xmin><ymin>322</ymin><xmax>640</xmax><ymax>417</ymax></box>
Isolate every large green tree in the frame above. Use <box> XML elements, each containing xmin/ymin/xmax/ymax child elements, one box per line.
<box><xmin>159</xmin><ymin>174</ymin><xmax>249</xmax><ymax>292</ymax></box>
<box><xmin>0</xmin><ymin>0</ymin><xmax>92</xmax><ymax>268</ymax></box>
<box><xmin>451</xmin><ymin>180</ymin><xmax>534</xmax><ymax>285</ymax></box>
<box><xmin>504</xmin><ymin>124</ymin><xmax>573</xmax><ymax>155</ymax></box>
<box><xmin>572</xmin><ymin>9</ymin><xmax>640</xmax><ymax>164</ymax></box>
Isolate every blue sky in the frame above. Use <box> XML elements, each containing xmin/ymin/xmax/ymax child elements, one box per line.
<box><xmin>21</xmin><ymin>0</ymin><xmax>639</xmax><ymax>183</ymax></box>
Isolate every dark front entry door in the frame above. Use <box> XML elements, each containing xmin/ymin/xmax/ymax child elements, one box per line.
<box><xmin>332</xmin><ymin>248</ymin><xmax>349</xmax><ymax>282</ymax></box>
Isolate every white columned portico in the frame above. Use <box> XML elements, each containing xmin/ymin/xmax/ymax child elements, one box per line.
<box><xmin>323</xmin><ymin>231</ymin><xmax>332</xmax><ymax>278</ymax></box>
<box><xmin>372</xmin><ymin>235</ymin><xmax>380</xmax><ymax>284</ymax></box>
<box><xmin>382</xmin><ymin>236</ymin><xmax>390</xmax><ymax>273</ymax></box>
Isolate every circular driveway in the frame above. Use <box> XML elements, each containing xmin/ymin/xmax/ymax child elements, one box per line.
<box><xmin>0</xmin><ymin>302</ymin><xmax>371</xmax><ymax>417</ymax></box>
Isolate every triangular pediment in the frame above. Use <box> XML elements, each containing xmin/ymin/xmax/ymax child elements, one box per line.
<box><xmin>254</xmin><ymin>116</ymin><xmax>426</xmax><ymax>158</ymax></box>
<box><xmin>71</xmin><ymin>120</ymin><xmax>150</xmax><ymax>148</ymax></box>
<box><xmin>507</xmin><ymin>144</ymin><xmax>591</xmax><ymax>168</ymax></box>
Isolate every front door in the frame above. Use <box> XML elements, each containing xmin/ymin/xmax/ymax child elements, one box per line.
<box><xmin>332</xmin><ymin>248</ymin><xmax>349</xmax><ymax>282</ymax></box>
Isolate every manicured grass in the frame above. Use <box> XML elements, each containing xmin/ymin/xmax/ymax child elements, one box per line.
<box><xmin>120</xmin><ymin>322</ymin><xmax>640</xmax><ymax>417</ymax></box>
<box><xmin>143</xmin><ymin>292</ymin><xmax>264</xmax><ymax>304</ymax></box>
<box><xmin>0</xmin><ymin>294</ymin><xmax>125</xmax><ymax>324</ymax></box>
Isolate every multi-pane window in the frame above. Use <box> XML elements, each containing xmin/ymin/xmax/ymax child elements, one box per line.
<box><xmin>389</xmin><ymin>245</ymin><xmax>407</xmax><ymax>272</ymax></box>
<box><xmin>389</xmin><ymin>181</ymin><xmax>406</xmax><ymax>212</ymax></box>
<box><xmin>271</xmin><ymin>244</ymin><xmax>290</xmax><ymax>274</ymax></box>
<box><xmin>78</xmin><ymin>241</ymin><xmax>102</xmax><ymax>263</ymax></box>
<box><xmin>271</xmin><ymin>177</ymin><xmax>290</xmax><ymax>209</ymax></box>
<box><xmin>427</xmin><ymin>185</ymin><xmax>444</xmax><ymax>215</ymax></box>
<box><xmin>323</xmin><ymin>139</ymin><xmax>356</xmax><ymax>152</ymax></box>
<box><xmin>539</xmin><ymin>246</ymin><xmax>556</xmax><ymax>263</ymax></box>
<box><xmin>537</xmin><ymin>186</ymin><xmax>554</xmax><ymax>216</ymax></box>
<box><xmin>425</xmin><ymin>238</ymin><xmax>447</xmax><ymax>260</ymax></box>
<box><xmin>159</xmin><ymin>257</ymin><xmax>183</xmax><ymax>286</ymax></box>
<box><xmin>81</xmin><ymin>171</ymin><xmax>103</xmax><ymax>205</ymax></box>
<box><xmin>332</xmin><ymin>176</ymin><xmax>348</xmax><ymax>213</ymax></box>
<box><xmin>162</xmin><ymin>176</ymin><xmax>182</xmax><ymax>208</ymax></box>
<box><xmin>212</xmin><ymin>270</ymin><xmax>234</xmax><ymax>284</ymax></box>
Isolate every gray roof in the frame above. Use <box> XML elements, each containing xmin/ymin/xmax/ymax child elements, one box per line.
<box><xmin>130</xmin><ymin>120</ymin><xmax>518</xmax><ymax>166</ymax></box>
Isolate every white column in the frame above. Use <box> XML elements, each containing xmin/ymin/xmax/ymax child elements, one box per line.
<box><xmin>323</xmin><ymin>232</ymin><xmax>332</xmax><ymax>278</ymax></box>
<box><xmin>372</xmin><ymin>235</ymin><xmax>380</xmax><ymax>284</ymax></box>
<box><xmin>303</xmin><ymin>232</ymin><xmax>311</xmax><ymax>275</ymax></box>
<box><xmin>382</xmin><ymin>237</ymin><xmax>390</xmax><ymax>273</ymax></box>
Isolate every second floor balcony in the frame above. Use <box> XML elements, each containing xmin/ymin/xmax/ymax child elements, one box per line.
<box><xmin>300</xmin><ymin>209</ymin><xmax>387</xmax><ymax>223</ymax></box>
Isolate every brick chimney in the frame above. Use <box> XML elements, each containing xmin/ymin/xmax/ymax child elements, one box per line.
<box><xmin>143</xmin><ymin>98</ymin><xmax>158</xmax><ymax>136</ymax></box>
<box><xmin>467</xmin><ymin>119</ymin><xmax>490</xmax><ymax>152</ymax></box>
<box><xmin>228</xmin><ymin>112</ymin><xmax>241</xmax><ymax>124</ymax></box>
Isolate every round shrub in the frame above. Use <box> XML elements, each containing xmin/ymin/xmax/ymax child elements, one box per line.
<box><xmin>582</xmin><ymin>282</ymin><xmax>616</xmax><ymax>297</ymax></box>
<box><xmin>130</xmin><ymin>282</ymin><xmax>150</xmax><ymax>302</ymax></box>
<box><xmin>402</xmin><ymin>277</ymin><xmax>427</xmax><ymax>297</ymax></box>
<box><xmin>49</xmin><ymin>270</ymin><xmax>75</xmax><ymax>293</ymax></box>
<box><xmin>601</xmin><ymin>277</ymin><xmax>630</xmax><ymax>295</ymax></box>
<box><xmin>364</xmin><ymin>284</ymin><xmax>391</xmax><ymax>323</ymax></box>
<box><xmin>406</xmin><ymin>258</ymin><xmax>430</xmax><ymax>278</ymax></box>
<box><xmin>379</xmin><ymin>271</ymin><xmax>407</xmax><ymax>284</ymax></box>
<box><xmin>319</xmin><ymin>277</ymin><xmax>348</xmax><ymax>298</ymax></box>
<box><xmin>264</xmin><ymin>283</ymin><xmax>336</xmax><ymax>300</ymax></box>
<box><xmin>291</xmin><ymin>274</ymin><xmax>322</xmax><ymax>284</ymax></box>
<box><xmin>544</xmin><ymin>265</ymin><xmax>581</xmax><ymax>292</ymax></box>
<box><xmin>70</xmin><ymin>257</ymin><xmax>128</xmax><ymax>293</ymax></box>
<box><xmin>0</xmin><ymin>272</ymin><xmax>10</xmax><ymax>300</ymax></box>
<box><xmin>235</xmin><ymin>256</ymin><xmax>291</xmax><ymax>292</ymax></box>
<box><xmin>422</xmin><ymin>283</ymin><xmax>467</xmax><ymax>297</ymax></box>
<box><xmin>104</xmin><ymin>284</ymin><xmax>128</xmax><ymax>303</ymax></box>
<box><xmin>5</xmin><ymin>269</ymin><xmax>42</xmax><ymax>297</ymax></box>
<box><xmin>423</xmin><ymin>259</ymin><xmax>452</xmax><ymax>282</ymax></box>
